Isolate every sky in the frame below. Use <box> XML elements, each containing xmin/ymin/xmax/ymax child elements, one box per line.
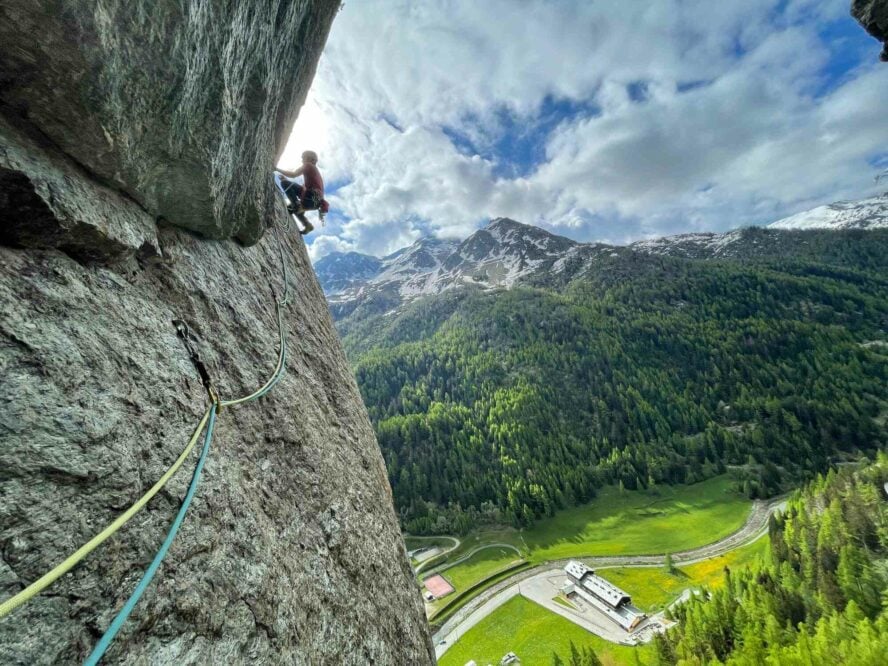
<box><xmin>278</xmin><ymin>0</ymin><xmax>888</xmax><ymax>260</ymax></box>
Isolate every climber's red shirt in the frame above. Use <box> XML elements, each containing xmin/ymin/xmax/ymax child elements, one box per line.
<box><xmin>302</xmin><ymin>163</ymin><xmax>324</xmax><ymax>196</ymax></box>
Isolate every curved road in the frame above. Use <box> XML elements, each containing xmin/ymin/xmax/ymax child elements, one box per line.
<box><xmin>407</xmin><ymin>535</ymin><xmax>461</xmax><ymax>576</ymax></box>
<box><xmin>433</xmin><ymin>497</ymin><xmax>786</xmax><ymax>658</ymax></box>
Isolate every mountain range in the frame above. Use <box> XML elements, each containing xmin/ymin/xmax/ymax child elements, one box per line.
<box><xmin>314</xmin><ymin>190</ymin><xmax>888</xmax><ymax>534</ymax></box>
<box><xmin>316</xmin><ymin>192</ymin><xmax>888</xmax><ymax>320</ymax></box>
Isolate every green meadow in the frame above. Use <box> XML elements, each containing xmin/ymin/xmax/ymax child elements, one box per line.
<box><xmin>433</xmin><ymin>475</ymin><xmax>750</xmax><ymax>595</ymax></box>
<box><xmin>599</xmin><ymin>534</ymin><xmax>770</xmax><ymax>611</ymax></box>
<box><xmin>439</xmin><ymin>535</ymin><xmax>770</xmax><ymax>665</ymax></box>
<box><xmin>438</xmin><ymin>596</ymin><xmax>655</xmax><ymax>666</ymax></box>
<box><xmin>443</xmin><ymin>547</ymin><xmax>524</xmax><ymax>592</ymax></box>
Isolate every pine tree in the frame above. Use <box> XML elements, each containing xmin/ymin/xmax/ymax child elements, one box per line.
<box><xmin>653</xmin><ymin>632</ymin><xmax>677</xmax><ymax>665</ymax></box>
<box><xmin>568</xmin><ymin>641</ymin><xmax>582</xmax><ymax>666</ymax></box>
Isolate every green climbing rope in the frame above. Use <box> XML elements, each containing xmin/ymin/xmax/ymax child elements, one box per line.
<box><xmin>0</xmin><ymin>219</ymin><xmax>294</xmax><ymax>627</ymax></box>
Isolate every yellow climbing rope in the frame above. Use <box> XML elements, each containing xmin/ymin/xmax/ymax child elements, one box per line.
<box><xmin>0</xmin><ymin>408</ymin><xmax>213</xmax><ymax>619</ymax></box>
<box><xmin>0</xmin><ymin>219</ymin><xmax>293</xmax><ymax>622</ymax></box>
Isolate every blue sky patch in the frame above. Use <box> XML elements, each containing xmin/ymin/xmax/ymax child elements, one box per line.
<box><xmin>811</xmin><ymin>15</ymin><xmax>877</xmax><ymax>98</ymax></box>
<box><xmin>443</xmin><ymin>95</ymin><xmax>600</xmax><ymax>180</ymax></box>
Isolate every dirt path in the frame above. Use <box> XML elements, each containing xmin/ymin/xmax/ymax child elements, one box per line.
<box><xmin>432</xmin><ymin>497</ymin><xmax>786</xmax><ymax>658</ymax></box>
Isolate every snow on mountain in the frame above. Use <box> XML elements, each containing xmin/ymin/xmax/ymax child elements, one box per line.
<box><xmin>313</xmin><ymin>251</ymin><xmax>382</xmax><ymax>294</ymax></box>
<box><xmin>632</xmin><ymin>193</ymin><xmax>888</xmax><ymax>259</ymax></box>
<box><xmin>317</xmin><ymin>193</ymin><xmax>887</xmax><ymax>318</ymax></box>
<box><xmin>437</xmin><ymin>218</ymin><xmax>580</xmax><ymax>289</ymax></box>
<box><xmin>768</xmin><ymin>192</ymin><xmax>888</xmax><ymax>230</ymax></box>
<box><xmin>374</xmin><ymin>237</ymin><xmax>461</xmax><ymax>294</ymax></box>
<box><xmin>318</xmin><ymin>219</ymin><xmax>585</xmax><ymax>315</ymax></box>
<box><xmin>630</xmin><ymin>230</ymin><xmax>748</xmax><ymax>258</ymax></box>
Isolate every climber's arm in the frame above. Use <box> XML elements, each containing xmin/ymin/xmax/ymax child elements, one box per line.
<box><xmin>277</xmin><ymin>165</ymin><xmax>305</xmax><ymax>178</ymax></box>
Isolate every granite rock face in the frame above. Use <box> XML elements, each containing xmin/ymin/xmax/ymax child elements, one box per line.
<box><xmin>0</xmin><ymin>2</ymin><xmax>435</xmax><ymax>664</ymax></box>
<box><xmin>853</xmin><ymin>0</ymin><xmax>888</xmax><ymax>61</ymax></box>
<box><xmin>0</xmin><ymin>0</ymin><xmax>339</xmax><ymax>244</ymax></box>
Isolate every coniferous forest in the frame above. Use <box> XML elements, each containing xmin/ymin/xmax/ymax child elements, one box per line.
<box><xmin>652</xmin><ymin>456</ymin><xmax>888</xmax><ymax>665</ymax></box>
<box><xmin>340</xmin><ymin>230</ymin><xmax>888</xmax><ymax>533</ymax></box>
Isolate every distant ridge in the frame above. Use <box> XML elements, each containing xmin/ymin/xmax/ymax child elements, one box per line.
<box><xmin>315</xmin><ymin>194</ymin><xmax>888</xmax><ymax>318</ymax></box>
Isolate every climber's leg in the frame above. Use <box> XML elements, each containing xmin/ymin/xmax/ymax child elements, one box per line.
<box><xmin>283</xmin><ymin>181</ymin><xmax>306</xmax><ymax>213</ymax></box>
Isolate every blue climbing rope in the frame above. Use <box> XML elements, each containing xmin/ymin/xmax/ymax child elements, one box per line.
<box><xmin>84</xmin><ymin>404</ymin><xmax>218</xmax><ymax>665</ymax></box>
<box><xmin>82</xmin><ymin>221</ymin><xmax>294</xmax><ymax>663</ymax></box>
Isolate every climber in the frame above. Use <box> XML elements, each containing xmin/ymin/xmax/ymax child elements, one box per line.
<box><xmin>276</xmin><ymin>150</ymin><xmax>329</xmax><ymax>235</ymax></box>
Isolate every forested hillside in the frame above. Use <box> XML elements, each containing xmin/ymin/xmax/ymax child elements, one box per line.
<box><xmin>654</xmin><ymin>456</ymin><xmax>888</xmax><ymax>665</ymax></box>
<box><xmin>340</xmin><ymin>229</ymin><xmax>888</xmax><ymax>533</ymax></box>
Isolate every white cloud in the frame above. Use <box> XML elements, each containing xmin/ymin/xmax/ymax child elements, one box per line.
<box><xmin>280</xmin><ymin>0</ymin><xmax>888</xmax><ymax>259</ymax></box>
<box><xmin>305</xmin><ymin>233</ymin><xmax>354</xmax><ymax>262</ymax></box>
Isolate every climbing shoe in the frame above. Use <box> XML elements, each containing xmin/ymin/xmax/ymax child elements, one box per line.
<box><xmin>300</xmin><ymin>219</ymin><xmax>314</xmax><ymax>235</ymax></box>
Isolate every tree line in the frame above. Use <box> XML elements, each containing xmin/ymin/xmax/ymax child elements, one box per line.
<box><xmin>344</xmin><ymin>235</ymin><xmax>888</xmax><ymax>533</ymax></box>
<box><xmin>652</xmin><ymin>454</ymin><xmax>888</xmax><ymax>665</ymax></box>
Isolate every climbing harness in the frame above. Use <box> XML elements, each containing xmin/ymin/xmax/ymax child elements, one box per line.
<box><xmin>0</xmin><ymin>216</ymin><xmax>295</xmax><ymax>663</ymax></box>
<box><xmin>274</xmin><ymin>170</ymin><xmax>328</xmax><ymax>228</ymax></box>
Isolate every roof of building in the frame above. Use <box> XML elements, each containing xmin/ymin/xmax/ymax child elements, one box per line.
<box><xmin>564</xmin><ymin>560</ymin><xmax>589</xmax><ymax>580</ymax></box>
<box><xmin>564</xmin><ymin>560</ymin><xmax>631</xmax><ymax>608</ymax></box>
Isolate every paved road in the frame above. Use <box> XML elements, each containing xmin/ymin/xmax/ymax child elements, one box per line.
<box><xmin>407</xmin><ymin>535</ymin><xmax>461</xmax><ymax>575</ymax></box>
<box><xmin>433</xmin><ymin>497</ymin><xmax>786</xmax><ymax>659</ymax></box>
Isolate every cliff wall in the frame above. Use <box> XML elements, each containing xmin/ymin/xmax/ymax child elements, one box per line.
<box><xmin>0</xmin><ymin>1</ymin><xmax>336</xmax><ymax>243</ymax></box>
<box><xmin>853</xmin><ymin>0</ymin><xmax>888</xmax><ymax>61</ymax></box>
<box><xmin>0</xmin><ymin>2</ymin><xmax>434</xmax><ymax>663</ymax></box>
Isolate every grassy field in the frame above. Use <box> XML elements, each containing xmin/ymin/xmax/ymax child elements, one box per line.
<box><xmin>404</xmin><ymin>535</ymin><xmax>455</xmax><ymax>552</ymax></box>
<box><xmin>600</xmin><ymin>534</ymin><xmax>770</xmax><ymax>611</ymax></box>
<box><xmin>429</xmin><ymin>561</ymin><xmax>531</xmax><ymax>624</ymax></box>
<box><xmin>443</xmin><ymin>547</ymin><xmax>523</xmax><ymax>591</ymax></box>
<box><xmin>445</xmin><ymin>476</ymin><xmax>751</xmax><ymax>567</ymax></box>
<box><xmin>436</xmin><ymin>478</ymin><xmax>761</xmax><ymax>664</ymax></box>
<box><xmin>438</xmin><ymin>596</ymin><xmax>655</xmax><ymax>666</ymax></box>
<box><xmin>439</xmin><ymin>535</ymin><xmax>769</xmax><ymax>665</ymax></box>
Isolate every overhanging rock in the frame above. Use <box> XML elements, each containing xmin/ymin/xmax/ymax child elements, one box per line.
<box><xmin>0</xmin><ymin>2</ymin><xmax>436</xmax><ymax>663</ymax></box>
<box><xmin>852</xmin><ymin>0</ymin><xmax>888</xmax><ymax>61</ymax></box>
<box><xmin>0</xmin><ymin>1</ymin><xmax>338</xmax><ymax>244</ymax></box>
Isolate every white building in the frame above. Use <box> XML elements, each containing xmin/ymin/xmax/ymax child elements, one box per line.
<box><xmin>564</xmin><ymin>561</ymin><xmax>646</xmax><ymax>631</ymax></box>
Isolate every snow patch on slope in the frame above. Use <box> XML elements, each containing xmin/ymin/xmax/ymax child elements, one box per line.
<box><xmin>769</xmin><ymin>193</ymin><xmax>888</xmax><ymax>230</ymax></box>
<box><xmin>632</xmin><ymin>230</ymin><xmax>747</xmax><ymax>257</ymax></box>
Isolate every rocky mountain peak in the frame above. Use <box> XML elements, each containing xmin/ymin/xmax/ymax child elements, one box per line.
<box><xmin>384</xmin><ymin>236</ymin><xmax>461</xmax><ymax>270</ymax></box>
<box><xmin>484</xmin><ymin>217</ymin><xmax>568</xmax><ymax>247</ymax></box>
<box><xmin>486</xmin><ymin>216</ymin><xmax>528</xmax><ymax>235</ymax></box>
<box><xmin>322</xmin><ymin>191</ymin><xmax>888</xmax><ymax>321</ymax></box>
<box><xmin>313</xmin><ymin>251</ymin><xmax>383</xmax><ymax>294</ymax></box>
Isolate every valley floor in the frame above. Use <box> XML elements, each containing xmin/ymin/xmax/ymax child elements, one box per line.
<box><xmin>418</xmin><ymin>478</ymin><xmax>783</xmax><ymax>664</ymax></box>
<box><xmin>414</xmin><ymin>476</ymin><xmax>752</xmax><ymax>618</ymax></box>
